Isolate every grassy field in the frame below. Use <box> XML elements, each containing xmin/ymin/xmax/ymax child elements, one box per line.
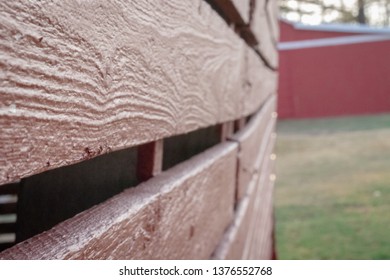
<box><xmin>275</xmin><ymin>114</ymin><xmax>390</xmax><ymax>259</ymax></box>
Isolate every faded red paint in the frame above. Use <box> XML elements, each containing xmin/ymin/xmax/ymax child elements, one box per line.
<box><xmin>278</xmin><ymin>21</ymin><xmax>390</xmax><ymax>119</ymax></box>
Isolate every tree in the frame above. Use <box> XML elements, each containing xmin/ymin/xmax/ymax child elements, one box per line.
<box><xmin>357</xmin><ymin>0</ymin><xmax>366</xmax><ymax>24</ymax></box>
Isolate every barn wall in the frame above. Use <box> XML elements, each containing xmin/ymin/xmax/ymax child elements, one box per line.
<box><xmin>0</xmin><ymin>0</ymin><xmax>278</xmax><ymax>259</ymax></box>
<box><xmin>278</xmin><ymin>21</ymin><xmax>390</xmax><ymax>119</ymax></box>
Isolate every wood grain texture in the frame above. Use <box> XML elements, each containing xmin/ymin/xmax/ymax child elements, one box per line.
<box><xmin>213</xmin><ymin>125</ymin><xmax>276</xmax><ymax>259</ymax></box>
<box><xmin>0</xmin><ymin>0</ymin><xmax>274</xmax><ymax>184</ymax></box>
<box><xmin>0</xmin><ymin>142</ymin><xmax>237</xmax><ymax>259</ymax></box>
<box><xmin>230</xmin><ymin>94</ymin><xmax>276</xmax><ymax>201</ymax></box>
<box><xmin>251</xmin><ymin>0</ymin><xmax>278</xmax><ymax>68</ymax></box>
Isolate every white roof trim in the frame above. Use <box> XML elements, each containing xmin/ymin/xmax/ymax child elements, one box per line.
<box><xmin>282</xmin><ymin>19</ymin><xmax>390</xmax><ymax>34</ymax></box>
<box><xmin>278</xmin><ymin>34</ymin><xmax>390</xmax><ymax>50</ymax></box>
<box><xmin>294</xmin><ymin>22</ymin><xmax>390</xmax><ymax>34</ymax></box>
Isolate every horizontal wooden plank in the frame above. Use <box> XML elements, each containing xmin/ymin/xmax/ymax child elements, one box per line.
<box><xmin>213</xmin><ymin>128</ymin><xmax>276</xmax><ymax>259</ymax></box>
<box><xmin>251</xmin><ymin>0</ymin><xmax>278</xmax><ymax>68</ymax></box>
<box><xmin>0</xmin><ymin>223</ymin><xmax>16</xmax><ymax>234</ymax></box>
<box><xmin>0</xmin><ymin>183</ymin><xmax>19</xmax><ymax>195</ymax></box>
<box><xmin>0</xmin><ymin>203</ymin><xmax>17</xmax><ymax>215</ymax></box>
<box><xmin>0</xmin><ymin>0</ymin><xmax>275</xmax><ymax>185</ymax></box>
<box><xmin>231</xmin><ymin>94</ymin><xmax>276</xmax><ymax>201</ymax></box>
<box><xmin>0</xmin><ymin>142</ymin><xmax>238</xmax><ymax>259</ymax></box>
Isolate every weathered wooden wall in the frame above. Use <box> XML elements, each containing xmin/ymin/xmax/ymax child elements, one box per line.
<box><xmin>0</xmin><ymin>0</ymin><xmax>278</xmax><ymax>259</ymax></box>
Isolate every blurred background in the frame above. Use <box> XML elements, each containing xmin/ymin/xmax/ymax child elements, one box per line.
<box><xmin>280</xmin><ymin>0</ymin><xmax>390</xmax><ymax>26</ymax></box>
<box><xmin>275</xmin><ymin>0</ymin><xmax>390</xmax><ymax>259</ymax></box>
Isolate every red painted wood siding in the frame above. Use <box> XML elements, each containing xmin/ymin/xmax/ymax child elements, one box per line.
<box><xmin>278</xmin><ymin>21</ymin><xmax>390</xmax><ymax>119</ymax></box>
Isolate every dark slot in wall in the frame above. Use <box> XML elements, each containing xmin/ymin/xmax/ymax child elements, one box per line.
<box><xmin>16</xmin><ymin>147</ymin><xmax>138</xmax><ymax>243</ymax></box>
<box><xmin>163</xmin><ymin>125</ymin><xmax>221</xmax><ymax>171</ymax></box>
<box><xmin>2</xmin><ymin>121</ymin><xmax>241</xmax><ymax>249</ymax></box>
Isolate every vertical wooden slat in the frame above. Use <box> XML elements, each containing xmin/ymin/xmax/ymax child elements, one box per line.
<box><xmin>137</xmin><ymin>140</ymin><xmax>164</xmax><ymax>182</ymax></box>
<box><xmin>212</xmin><ymin>110</ymin><xmax>276</xmax><ymax>259</ymax></box>
<box><xmin>234</xmin><ymin>117</ymin><xmax>247</xmax><ymax>132</ymax></box>
<box><xmin>231</xmin><ymin>96</ymin><xmax>276</xmax><ymax>201</ymax></box>
<box><xmin>219</xmin><ymin>121</ymin><xmax>235</xmax><ymax>142</ymax></box>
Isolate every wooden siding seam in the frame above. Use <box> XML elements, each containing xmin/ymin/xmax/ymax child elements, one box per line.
<box><xmin>205</xmin><ymin>0</ymin><xmax>277</xmax><ymax>71</ymax></box>
<box><xmin>211</xmin><ymin>97</ymin><xmax>276</xmax><ymax>259</ymax></box>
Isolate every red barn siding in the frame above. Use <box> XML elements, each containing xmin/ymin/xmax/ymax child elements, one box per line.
<box><xmin>278</xmin><ymin>20</ymin><xmax>390</xmax><ymax>119</ymax></box>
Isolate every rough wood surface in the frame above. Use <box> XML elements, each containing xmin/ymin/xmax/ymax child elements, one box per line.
<box><xmin>230</xmin><ymin>95</ymin><xmax>276</xmax><ymax>201</ymax></box>
<box><xmin>0</xmin><ymin>0</ymin><xmax>275</xmax><ymax>185</ymax></box>
<box><xmin>0</xmin><ymin>142</ymin><xmax>237</xmax><ymax>260</ymax></box>
<box><xmin>213</xmin><ymin>124</ymin><xmax>276</xmax><ymax>259</ymax></box>
<box><xmin>251</xmin><ymin>0</ymin><xmax>278</xmax><ymax>68</ymax></box>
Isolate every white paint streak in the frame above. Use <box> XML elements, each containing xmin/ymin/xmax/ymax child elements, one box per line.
<box><xmin>278</xmin><ymin>34</ymin><xmax>390</xmax><ymax>50</ymax></box>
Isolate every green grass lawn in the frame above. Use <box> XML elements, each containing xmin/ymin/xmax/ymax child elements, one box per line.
<box><xmin>275</xmin><ymin>114</ymin><xmax>390</xmax><ymax>259</ymax></box>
